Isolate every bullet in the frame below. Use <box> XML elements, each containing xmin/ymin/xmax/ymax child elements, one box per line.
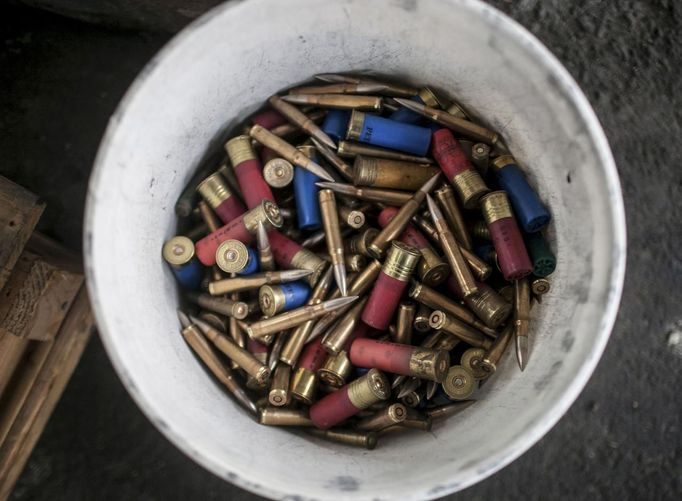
<box><xmin>394</xmin><ymin>302</ymin><xmax>416</xmax><ymax>345</ymax></box>
<box><xmin>400</xmin><ymin>407</ymin><xmax>433</xmax><ymax>431</ymax></box>
<box><xmin>247</xmin><ymin>296</ymin><xmax>358</xmax><ymax>340</ymax></box>
<box><xmin>316</xmin><ymin>182</ymin><xmax>413</xmax><ymax>208</ymax></box>
<box><xmin>344</xmin><ymin>228</ymin><xmax>380</xmax><ymax>257</ymax></box>
<box><xmin>313</xmin><ymin>73</ymin><xmax>418</xmax><ymax>97</ymax></box>
<box><xmin>445</xmin><ymin>101</ymin><xmax>469</xmax><ymax>120</ymax></box>
<box><xmin>346</xmin><ymin>110</ymin><xmax>432</xmax><ymax>157</ymax></box>
<box><xmin>197</xmin><ymin>202</ymin><xmax>221</xmax><ymax>236</ymax></box>
<box><xmin>310</xmin><ymin>368</ymin><xmax>390</xmax><ymax>429</ymax></box>
<box><xmin>425</xmin><ymin>380</ymin><xmax>439</xmax><ymax>401</ymax></box>
<box><xmin>190</xmin><ymin>315</ymin><xmax>270</xmax><ymax>385</ymax></box>
<box><xmin>215</xmin><ymin>239</ymin><xmax>251</xmax><ymax>274</ymax></box>
<box><xmin>228</xmin><ymin>294</ymin><xmax>247</xmax><ymax>348</ymax></box>
<box><xmin>367</xmin><ymin>173</ymin><xmax>441</xmax><ymax>259</ymax></box>
<box><xmin>392</xmin><ymin>98</ymin><xmax>500</xmax><ymax>146</ymax></box>
<box><xmin>196</xmin><ymin>171</ymin><xmax>246</xmax><ymax>224</ymax></box>
<box><xmin>428</xmin><ymin>310</ymin><xmax>492</xmax><ymax>349</ymax></box>
<box><xmin>264</xmin><ymin>109</ymin><xmax>327</xmax><ymax>140</ymax></box>
<box><xmin>353</xmin><ymin>156</ymin><xmax>440</xmax><ymax>191</ymax></box>
<box><xmin>259</xmin><ymin>407</ymin><xmax>313</xmax><ymax>427</ymax></box>
<box><xmin>377</xmin><ymin>206</ymin><xmax>449</xmax><ymax>286</ymax></box>
<box><xmin>460</xmin><ymin>347</ymin><xmax>489</xmax><ymax>380</ymax></box>
<box><xmin>427</xmin><ymin>330</ymin><xmax>460</xmax><ymax>352</ymax></box>
<box><xmin>336</xmin><ymin>141</ymin><xmax>432</xmax><ymax>165</ymax></box>
<box><xmin>446</xmin><ymin>276</ymin><xmax>512</xmax><ymax>329</ymax></box>
<box><xmin>400</xmin><ymin>390</ymin><xmax>424</xmax><ymax>409</ymax></box>
<box><xmin>177</xmin><ymin>311</ymin><xmax>257</xmax><ymax>416</ymax></box>
<box><xmin>460</xmin><ymin>246</ymin><xmax>493</xmax><ymax>281</ymax></box>
<box><xmin>245</xmin><ymin>337</ymin><xmax>271</xmax><ymax>387</ymax></box>
<box><xmin>480</xmin><ymin>191</ymin><xmax>533</xmax><ymax>280</ymax></box>
<box><xmin>426</xmin><ymin>194</ymin><xmax>478</xmax><ymax>296</ymax></box>
<box><xmin>362</xmin><ymin>242</ymin><xmax>421</xmax><ymax>330</ymax></box>
<box><xmin>279</xmin><ymin>267</ymin><xmax>334</xmax><ymax>367</ymax></box>
<box><xmin>282</xmin><ymin>93</ymin><xmax>382</xmax><ymax>111</ymax></box>
<box><xmin>320</xmin><ymin>109</ymin><xmax>351</xmax><ymax>143</ymax></box>
<box><xmin>338</xmin><ymin>205</ymin><xmax>365</xmax><ymax>230</ymax></box>
<box><xmin>442</xmin><ymin>365</ymin><xmax>476</xmax><ymax>400</ymax></box>
<box><xmin>414</xmin><ymin>304</ymin><xmax>431</xmax><ymax>333</ymax></box>
<box><xmin>195</xmin><ymin>200</ymin><xmax>283</xmax><ymax>266</ymax></box>
<box><xmin>291</xmin><ymin>337</ymin><xmax>328</xmax><ymax>404</ymax></box>
<box><xmin>209</xmin><ymin>269</ymin><xmax>312</xmax><ymax>295</ymax></box>
<box><xmin>318</xmin><ymin>349</ymin><xmax>353</xmax><ymax>388</ymax></box>
<box><xmin>531</xmin><ymin>277</ymin><xmax>551</xmax><ymax>296</ymax></box>
<box><xmin>259</xmin><ymin>281</ymin><xmax>311</xmax><ymax>317</ymax></box>
<box><xmin>309</xmin><ymin>137</ymin><xmax>354</xmax><ymax>182</ymax></box>
<box><xmin>425</xmin><ymin>400</ymin><xmax>476</xmax><ymax>421</ymax></box>
<box><xmin>318</xmin><ymin>189</ymin><xmax>348</xmax><ymax>296</ymax></box>
<box><xmin>396</xmin><ymin>376</ymin><xmax>421</xmax><ymax>399</ymax></box>
<box><xmin>268</xmin><ymin>94</ymin><xmax>336</xmax><ymax>149</ymax></box>
<box><xmin>310</xmin><ymin>260</ymin><xmax>382</xmax><ymax>338</ymax></box>
<box><xmin>471</xmin><ymin>220</ymin><xmax>491</xmax><ymax>241</ymax></box>
<box><xmin>268</xmin><ymin>364</ymin><xmax>292</xmax><ymax>406</ymax></box>
<box><xmin>491</xmin><ymin>155</ymin><xmax>551</xmax><ymax>233</ymax></box>
<box><xmin>355</xmin><ymin>403</ymin><xmax>407</xmax><ymax>432</ymax></box>
<box><xmin>249</xmin><ymin>124</ymin><xmax>334</xmax><ymax>182</ymax></box>
<box><xmin>390</xmin><ymin>87</ymin><xmax>442</xmax><ymax>124</ymax></box>
<box><xmin>471</xmin><ymin>143</ymin><xmax>491</xmax><ymax>176</ymax></box>
<box><xmin>306</xmin><ymin>428</ymin><xmax>378</xmax><ymax>449</ymax></box>
<box><xmin>254</xmin><ymin>221</ymin><xmax>276</xmax><ymax>272</ymax></box>
<box><xmin>433</xmin><ymin>184</ymin><xmax>473</xmax><ymax>250</ymax></box>
<box><xmin>185</xmin><ymin>292</ymin><xmax>249</xmax><ymax>320</ymax></box>
<box><xmin>514</xmin><ymin>278</ymin><xmax>531</xmax><ymax>371</ymax></box>
<box><xmin>350</xmin><ymin>338</ymin><xmax>449</xmax><ymax>383</ymax></box>
<box><xmin>263</xmin><ymin>157</ymin><xmax>295</xmax><ymax>189</ymax></box>
<box><xmin>322</xmin><ymin>297</ymin><xmax>368</xmax><ymax>356</ymax></box>
<box><xmin>525</xmin><ymin>232</ymin><xmax>557</xmax><ymax>278</ymax></box>
<box><xmin>480</xmin><ymin>324</ymin><xmax>514</xmax><ymax>375</ymax></box>
<box><xmin>198</xmin><ymin>311</ymin><xmax>227</xmax><ymax>332</ymax></box>
<box><xmin>291</xmin><ymin>81</ymin><xmax>409</xmax><ymax>97</ymax></box>
<box><xmin>498</xmin><ymin>284</ymin><xmax>514</xmax><ymax>303</ymax></box>
<box><xmin>224</xmin><ymin>135</ymin><xmax>275</xmax><ymax>209</ymax></box>
<box><xmin>267</xmin><ymin>331</ymin><xmax>287</xmax><ymax>374</ymax></box>
<box><xmin>162</xmin><ymin>236</ymin><xmax>204</xmax><ymax>291</ymax></box>
<box><xmin>432</xmin><ymin>128</ymin><xmax>489</xmax><ymax>209</ymax></box>
<box><xmin>267</xmin><ymin>229</ymin><xmax>328</xmax><ymax>286</ymax></box>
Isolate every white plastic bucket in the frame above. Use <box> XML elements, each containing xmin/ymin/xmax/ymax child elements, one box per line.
<box><xmin>84</xmin><ymin>0</ymin><xmax>626</xmax><ymax>499</ymax></box>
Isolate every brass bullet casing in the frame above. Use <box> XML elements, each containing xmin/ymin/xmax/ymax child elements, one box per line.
<box><xmin>291</xmin><ymin>367</ymin><xmax>317</xmax><ymax>405</ymax></box>
<box><xmin>268</xmin><ymin>331</ymin><xmax>288</xmax><ymax>373</ymax></box>
<box><xmin>434</xmin><ymin>184</ymin><xmax>473</xmax><ymax>250</ymax></box>
<box><xmin>367</xmin><ymin>174</ymin><xmax>441</xmax><ymax>259</ymax></box>
<box><xmin>428</xmin><ymin>330</ymin><xmax>460</xmax><ymax>352</ymax></box>
<box><xmin>196</xmin><ymin>172</ymin><xmax>237</xmax><ymax>210</ymax></box>
<box><xmin>225</xmin><ymin>135</ymin><xmax>257</xmax><ymax>166</ymax></box>
<box><xmin>309</xmin><ymin>137</ymin><xmax>354</xmax><ymax>182</ymax></box>
<box><xmin>400</xmin><ymin>390</ymin><xmax>423</xmax><ymax>409</ymax></box>
<box><xmin>463</xmin><ymin>283</ymin><xmax>512</xmax><ymax>329</ymax></box>
<box><xmin>259</xmin><ymin>285</ymin><xmax>287</xmax><ymax>317</ymax></box>
<box><xmin>347</xmin><ymin>369</ymin><xmax>391</xmax><ymax>409</ymax></box>
<box><xmin>418</xmin><ymin>87</ymin><xmax>442</xmax><ymax>108</ymax></box>
<box><xmin>460</xmin><ymin>247</ymin><xmax>493</xmax><ymax>282</ymax></box>
<box><xmin>394</xmin><ymin>302</ymin><xmax>416</xmax><ymax>345</ymax></box>
<box><xmin>318</xmin><ymin>350</ymin><xmax>353</xmax><ymax>388</ymax></box>
<box><xmin>319</xmin><ymin>189</ymin><xmax>347</xmax><ymax>296</ymax></box>
<box><xmin>531</xmin><ymin>277</ymin><xmax>551</xmax><ymax>296</ymax></box>
<box><xmin>401</xmin><ymin>407</ymin><xmax>433</xmax><ymax>431</ymax></box>
<box><xmin>345</xmin><ymin>254</ymin><xmax>366</xmax><ymax>272</ymax></box>
<box><xmin>259</xmin><ymin>407</ymin><xmax>313</xmax><ymax>427</ymax></box>
<box><xmin>242</xmin><ymin>199</ymin><xmax>284</xmax><ymax>233</ymax></box>
<box><xmin>355</xmin><ymin>403</ymin><xmax>407</xmax><ymax>432</ymax></box>
<box><xmin>428</xmin><ymin>310</ymin><xmax>492</xmax><ymax>350</ymax></box>
<box><xmin>306</xmin><ymin>428</ymin><xmax>379</xmax><ymax>450</ymax></box>
<box><xmin>344</xmin><ymin>228</ymin><xmax>379</xmax><ymax>257</ymax></box>
<box><xmin>417</xmin><ymin>246</ymin><xmax>451</xmax><ymax>287</ymax></box>
<box><xmin>292</xmin><ymin>81</ymin><xmax>414</xmax><ymax>97</ymax></box>
<box><xmin>266</xmin><ymin>109</ymin><xmax>327</xmax><ymax>140</ymax></box>
<box><xmin>197</xmin><ymin>200</ymin><xmax>221</xmax><ymax>233</ymax></box>
<box><xmin>209</xmin><ymin>269</ymin><xmax>312</xmax><ymax>295</ymax></box>
<box><xmin>425</xmin><ymin>400</ymin><xmax>476</xmax><ymax>421</ymax></box>
<box><xmin>263</xmin><ymin>158</ymin><xmax>295</xmax><ymax>188</ymax></box>
<box><xmin>178</xmin><ymin>317</ymin><xmax>257</xmax><ymax>416</ymax></box>
<box><xmin>290</xmin><ymin>248</ymin><xmax>328</xmax><ymax>287</ymax></box>
<box><xmin>282</xmin><ymin>93</ymin><xmax>383</xmax><ymax>111</ymax></box>
<box><xmin>337</xmin><ymin>141</ymin><xmax>433</xmax><ymax>164</ymax></box>
<box><xmin>461</xmin><ymin>347</ymin><xmax>489</xmax><ymax>380</ymax></box>
<box><xmin>471</xmin><ymin>143</ymin><xmax>491</xmax><ymax>176</ymax></box>
<box><xmin>445</xmin><ymin>101</ymin><xmax>469</xmax><ymax>120</ymax></box>
<box><xmin>268</xmin><ymin>95</ymin><xmax>337</xmax><ymax>149</ymax></box>
<box><xmin>191</xmin><ymin>316</ymin><xmax>270</xmax><ymax>385</ymax></box>
<box><xmin>409</xmin><ymin>282</ymin><xmax>495</xmax><ymax>336</ymax></box>
<box><xmin>471</xmin><ymin>220</ymin><xmax>491</xmax><ymax>241</ymax></box>
<box><xmin>353</xmin><ymin>156</ymin><xmax>439</xmax><ymax>191</ymax></box>
<box><xmin>442</xmin><ymin>365</ymin><xmax>476</xmax><ymax>400</ymax></box>
<box><xmin>514</xmin><ymin>277</ymin><xmax>531</xmax><ymax>371</ymax></box>
<box><xmin>498</xmin><ymin>284</ymin><xmax>514</xmax><ymax>303</ymax></box>
<box><xmin>268</xmin><ymin>364</ymin><xmax>292</xmax><ymax>407</ymax></box>
<box><xmin>322</xmin><ymin>297</ymin><xmax>368</xmax><ymax>356</ymax></box>
<box><xmin>382</xmin><ymin>242</ymin><xmax>422</xmax><ymax>281</ymax></box>
<box><xmin>414</xmin><ymin>304</ymin><xmax>432</xmax><ymax>332</ymax></box>
<box><xmin>215</xmin><ymin>239</ymin><xmax>250</xmax><ymax>274</ymax></box>
<box><xmin>186</xmin><ymin>292</ymin><xmax>250</xmax><ymax>320</ymax></box>
<box><xmin>317</xmin><ymin>182</ymin><xmax>413</xmax><ymax>206</ymax></box>
<box><xmin>338</xmin><ymin>205</ymin><xmax>365</xmax><ymax>229</ymax></box>
<box><xmin>481</xmin><ymin>324</ymin><xmax>514</xmax><ymax>375</ymax></box>
<box><xmin>313</xmin><ymin>73</ymin><xmax>418</xmax><ymax>97</ymax></box>
<box><xmin>279</xmin><ymin>267</ymin><xmax>334</xmax><ymax>366</ymax></box>
<box><xmin>198</xmin><ymin>311</ymin><xmax>227</xmax><ymax>332</ymax></box>
<box><xmin>256</xmin><ymin>221</ymin><xmax>275</xmax><ymax>272</ymax></box>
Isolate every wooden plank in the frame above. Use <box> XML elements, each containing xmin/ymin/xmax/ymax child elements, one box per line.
<box><xmin>0</xmin><ymin>251</ymin><xmax>83</xmax><ymax>341</ymax></box>
<box><xmin>0</xmin><ymin>334</ymin><xmax>30</xmax><ymax>398</ymax></box>
<box><xmin>0</xmin><ymin>176</ymin><xmax>45</xmax><ymax>291</ymax></box>
<box><xmin>0</xmin><ymin>287</ymin><xmax>94</xmax><ymax>500</ymax></box>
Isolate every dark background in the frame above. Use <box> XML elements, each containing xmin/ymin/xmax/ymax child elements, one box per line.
<box><xmin>1</xmin><ymin>0</ymin><xmax>681</xmax><ymax>499</ymax></box>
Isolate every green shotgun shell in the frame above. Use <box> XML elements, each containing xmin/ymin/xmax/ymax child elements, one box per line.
<box><xmin>525</xmin><ymin>232</ymin><xmax>556</xmax><ymax>278</ymax></box>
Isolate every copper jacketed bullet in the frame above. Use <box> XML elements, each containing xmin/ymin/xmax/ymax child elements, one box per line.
<box><xmin>428</xmin><ymin>310</ymin><xmax>492</xmax><ymax>349</ymax></box>
<box><xmin>282</xmin><ymin>93</ymin><xmax>382</xmax><ymax>111</ymax></box>
<box><xmin>319</xmin><ymin>189</ymin><xmax>348</xmax><ymax>296</ymax></box>
<box><xmin>268</xmin><ymin>95</ymin><xmax>336</xmax><ymax>149</ymax></box>
<box><xmin>316</xmin><ymin>181</ymin><xmax>413</xmax><ymax>206</ymax></box>
<box><xmin>208</xmin><ymin>269</ymin><xmax>312</xmax><ymax>295</ymax></box>
<box><xmin>338</xmin><ymin>141</ymin><xmax>433</xmax><ymax>164</ymax></box>
<box><xmin>314</xmin><ymin>73</ymin><xmax>418</xmax><ymax>97</ymax></box>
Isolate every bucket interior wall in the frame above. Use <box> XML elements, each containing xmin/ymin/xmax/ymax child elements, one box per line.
<box><xmin>85</xmin><ymin>0</ymin><xmax>625</xmax><ymax>499</ymax></box>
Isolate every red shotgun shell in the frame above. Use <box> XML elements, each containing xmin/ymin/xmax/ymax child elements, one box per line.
<box><xmin>480</xmin><ymin>191</ymin><xmax>532</xmax><ymax>280</ymax></box>
<box><xmin>291</xmin><ymin>338</ymin><xmax>328</xmax><ymax>405</ymax></box>
<box><xmin>225</xmin><ymin>136</ymin><xmax>275</xmax><ymax>209</ymax></box>
<box><xmin>251</xmin><ymin>109</ymin><xmax>288</xmax><ymax>130</ymax></box>
<box><xmin>267</xmin><ymin>230</ymin><xmax>327</xmax><ymax>286</ymax></box>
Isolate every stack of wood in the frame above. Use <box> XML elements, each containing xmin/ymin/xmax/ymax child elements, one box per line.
<box><xmin>0</xmin><ymin>176</ymin><xmax>95</xmax><ymax>499</ymax></box>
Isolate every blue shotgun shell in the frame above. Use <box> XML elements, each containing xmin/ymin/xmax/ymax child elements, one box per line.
<box><xmin>322</xmin><ymin>109</ymin><xmax>351</xmax><ymax>143</ymax></box>
<box><xmin>294</xmin><ymin>146</ymin><xmax>322</xmax><ymax>231</ymax></box>
<box><xmin>258</xmin><ymin>281</ymin><xmax>311</xmax><ymax>317</ymax></box>
<box><xmin>491</xmin><ymin>155</ymin><xmax>551</xmax><ymax>233</ymax></box>
<box><xmin>239</xmin><ymin>246</ymin><xmax>260</xmax><ymax>275</ymax></box>
<box><xmin>162</xmin><ymin>236</ymin><xmax>203</xmax><ymax>290</ymax></box>
<box><xmin>389</xmin><ymin>88</ymin><xmax>441</xmax><ymax>124</ymax></box>
<box><xmin>346</xmin><ymin>110</ymin><xmax>432</xmax><ymax>157</ymax></box>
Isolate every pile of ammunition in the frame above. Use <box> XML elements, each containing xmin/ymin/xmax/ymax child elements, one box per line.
<box><xmin>164</xmin><ymin>73</ymin><xmax>556</xmax><ymax>449</ymax></box>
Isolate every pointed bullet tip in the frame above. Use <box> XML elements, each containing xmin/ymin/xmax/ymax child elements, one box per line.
<box><xmin>516</xmin><ymin>336</ymin><xmax>528</xmax><ymax>371</ymax></box>
<box><xmin>317</xmin><ymin>132</ymin><xmax>337</xmax><ymax>150</ymax></box>
<box><xmin>177</xmin><ymin>310</ymin><xmax>191</xmax><ymax>329</ymax></box>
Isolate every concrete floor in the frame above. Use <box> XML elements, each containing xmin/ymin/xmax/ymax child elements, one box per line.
<box><xmin>1</xmin><ymin>0</ymin><xmax>680</xmax><ymax>499</ymax></box>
